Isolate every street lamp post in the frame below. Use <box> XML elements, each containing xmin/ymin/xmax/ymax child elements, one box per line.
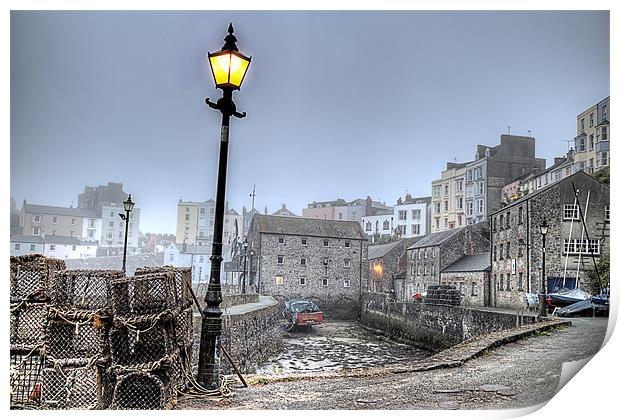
<box><xmin>242</xmin><ymin>239</ymin><xmax>248</xmax><ymax>294</ymax></box>
<box><xmin>118</xmin><ymin>194</ymin><xmax>135</xmax><ymax>274</ymax></box>
<box><xmin>539</xmin><ymin>219</ymin><xmax>549</xmax><ymax>317</ymax></box>
<box><xmin>197</xmin><ymin>23</ymin><xmax>251</xmax><ymax>391</ymax></box>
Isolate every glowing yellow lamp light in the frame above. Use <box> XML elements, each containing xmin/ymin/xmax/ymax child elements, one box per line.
<box><xmin>373</xmin><ymin>262</ymin><xmax>384</xmax><ymax>278</ymax></box>
<box><xmin>208</xmin><ymin>50</ymin><xmax>251</xmax><ymax>90</ymax></box>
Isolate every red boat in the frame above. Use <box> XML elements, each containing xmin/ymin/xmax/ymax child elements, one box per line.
<box><xmin>283</xmin><ymin>299</ymin><xmax>324</xmax><ymax>330</ymax></box>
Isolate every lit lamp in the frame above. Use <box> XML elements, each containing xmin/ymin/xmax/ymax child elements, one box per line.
<box><xmin>539</xmin><ymin>219</ymin><xmax>549</xmax><ymax>317</ymax></box>
<box><xmin>118</xmin><ymin>194</ymin><xmax>135</xmax><ymax>274</ymax></box>
<box><xmin>373</xmin><ymin>262</ymin><xmax>383</xmax><ymax>293</ymax></box>
<box><xmin>198</xmin><ymin>23</ymin><xmax>251</xmax><ymax>391</ymax></box>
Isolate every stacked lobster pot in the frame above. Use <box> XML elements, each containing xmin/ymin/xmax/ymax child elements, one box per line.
<box><xmin>108</xmin><ymin>267</ymin><xmax>193</xmax><ymax>410</ymax></box>
<box><xmin>43</xmin><ymin>269</ymin><xmax>123</xmax><ymax>409</ymax></box>
<box><xmin>9</xmin><ymin>254</ymin><xmax>65</xmax><ymax>408</ymax></box>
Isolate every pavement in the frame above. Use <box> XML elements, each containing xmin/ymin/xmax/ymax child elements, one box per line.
<box><xmin>177</xmin><ymin>316</ymin><xmax>609</xmax><ymax>410</ymax></box>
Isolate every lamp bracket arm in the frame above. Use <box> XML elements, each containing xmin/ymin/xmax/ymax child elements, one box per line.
<box><xmin>232</xmin><ymin>110</ymin><xmax>246</xmax><ymax>119</ymax></box>
<box><xmin>205</xmin><ymin>98</ymin><xmax>219</xmax><ymax>110</ymax></box>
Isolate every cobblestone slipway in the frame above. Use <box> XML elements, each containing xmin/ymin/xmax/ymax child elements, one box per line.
<box><xmin>178</xmin><ymin>317</ymin><xmax>608</xmax><ymax>410</ymax></box>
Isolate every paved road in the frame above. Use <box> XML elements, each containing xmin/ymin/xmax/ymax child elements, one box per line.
<box><xmin>178</xmin><ymin>317</ymin><xmax>608</xmax><ymax>410</ymax></box>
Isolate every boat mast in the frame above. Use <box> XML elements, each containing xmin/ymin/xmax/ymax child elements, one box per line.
<box><xmin>574</xmin><ymin>190</ymin><xmax>591</xmax><ymax>289</ymax></box>
<box><xmin>562</xmin><ymin>194</ymin><xmax>578</xmax><ymax>288</ymax></box>
<box><xmin>571</xmin><ymin>181</ymin><xmax>602</xmax><ymax>288</ymax></box>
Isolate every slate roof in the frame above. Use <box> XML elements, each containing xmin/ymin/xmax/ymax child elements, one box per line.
<box><xmin>442</xmin><ymin>252</ymin><xmax>491</xmax><ymax>273</ymax></box>
<box><xmin>226</xmin><ymin>209</ymin><xmax>240</xmax><ymax>216</ymax></box>
<box><xmin>22</xmin><ymin>204</ymin><xmax>98</xmax><ymax>218</ymax></box>
<box><xmin>408</xmin><ymin>228</ymin><xmax>464</xmax><ymax>249</ymax></box>
<box><xmin>367</xmin><ymin>240</ymin><xmax>403</xmax><ymax>260</ymax></box>
<box><xmin>10</xmin><ymin>234</ymin><xmax>96</xmax><ymax>246</ymax></box>
<box><xmin>251</xmin><ymin>214</ymin><xmax>366</xmax><ymax>240</ymax></box>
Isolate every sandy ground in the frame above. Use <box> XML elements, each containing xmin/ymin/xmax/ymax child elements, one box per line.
<box><xmin>178</xmin><ymin>316</ymin><xmax>608</xmax><ymax>410</ymax></box>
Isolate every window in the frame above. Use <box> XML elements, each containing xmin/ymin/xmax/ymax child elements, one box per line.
<box><xmin>518</xmin><ymin>207</ymin><xmax>523</xmax><ymax>224</ymax></box>
<box><xmin>199</xmin><ymin>256</ymin><xmax>204</xmax><ymax>263</ymax></box>
<box><xmin>518</xmin><ymin>273</ymin><xmax>523</xmax><ymax>291</ymax></box>
<box><xmin>15</xmin><ymin>243</ymin><xmax>21</xmax><ymax>250</ymax></box>
<box><xmin>200</xmin><ymin>208</ymin><xmax>205</xmax><ymax>214</ymax></box>
<box><xmin>107</xmin><ymin>233</ymin><xmax>112</xmax><ymax>239</ymax></box>
<box><xmin>602</xmin><ymin>152</ymin><xmax>608</xmax><ymax>166</ymax></box>
<box><xmin>443</xmin><ymin>218</ymin><xmax>448</xmax><ymax>228</ymax></box>
<box><xmin>30</xmin><ymin>244</ymin><xmax>35</xmax><ymax>251</ymax></box>
<box><xmin>411</xmin><ymin>225</ymin><xmax>420</xmax><ymax>235</ymax></box>
<box><xmin>457</xmin><ymin>180</ymin><xmax>464</xmax><ymax>192</ymax></box>
<box><xmin>278</xmin><ymin>237</ymin><xmax>285</xmax><ymax>244</ymax></box>
<box><xmin>275</xmin><ymin>275</ymin><xmax>284</xmax><ymax>285</ymax></box>
<box><xmin>72</xmin><ymin>245</ymin><xmax>77</xmax><ymax>251</ymax></box>
<box><xmin>410</xmin><ymin>264</ymin><xmax>414</xmax><ymax>275</ymax></box>
<box><xmin>300</xmin><ymin>277</ymin><xmax>306</xmax><ymax>286</ymax></box>
<box><xmin>602</xmin><ymin>126</ymin><xmax>608</xmax><ymax>141</ymax></box>
<box><xmin>301</xmin><ymin>237</ymin><xmax>308</xmax><ymax>246</ymax></box>
<box><xmin>563</xmin><ymin>204</ymin><xmax>579</xmax><ymax>220</ymax></box>
<box><xmin>493</xmin><ymin>217</ymin><xmax>497</xmax><ymax>232</ymax></box>
<box><xmin>563</xmin><ymin>239</ymin><xmax>600</xmax><ymax>255</ymax></box>
<box><xmin>602</xmin><ymin>105</ymin><xmax>608</xmax><ymax>120</ymax></box>
<box><xmin>50</xmin><ymin>245</ymin><xmax>56</xmax><ymax>251</ymax></box>
<box><xmin>398</xmin><ymin>210</ymin><xmax>407</xmax><ymax>220</ymax></box>
<box><xmin>477</xmin><ymin>199</ymin><xmax>484</xmax><ymax>214</ymax></box>
<box><xmin>411</xmin><ymin>209</ymin><xmax>421</xmax><ymax>220</ymax></box>
<box><xmin>605</xmin><ymin>206</ymin><xmax>610</xmax><ymax>221</ymax></box>
<box><xmin>343</xmin><ymin>279</ymin><xmax>351</xmax><ymax>288</ymax></box>
<box><xmin>456</xmin><ymin>197</ymin><xmax>463</xmax><ymax>210</ymax></box>
<box><xmin>590</xmin><ymin>113</ymin><xmax>594</xmax><ymax>127</ymax></box>
<box><xmin>580</xmin><ymin>118</ymin><xmax>585</xmax><ymax>132</ymax></box>
<box><xmin>344</xmin><ymin>259</ymin><xmax>351</xmax><ymax>268</ymax></box>
<box><xmin>345</xmin><ymin>240</ymin><xmax>351</xmax><ymax>248</ymax></box>
<box><xmin>322</xmin><ymin>278</ymin><xmax>328</xmax><ymax>287</ymax></box>
<box><xmin>300</xmin><ymin>258</ymin><xmax>307</xmax><ymax>266</ymax></box>
<box><xmin>499</xmin><ymin>274</ymin><xmax>504</xmax><ymax>291</ymax></box>
<box><xmin>51</xmin><ymin>230</ymin><xmax>56</xmax><ymax>236</ymax></box>
<box><xmin>444</xmin><ymin>201</ymin><xmax>448</xmax><ymax>212</ymax></box>
<box><xmin>444</xmin><ymin>184</ymin><xmax>449</xmax><ymax>195</ymax></box>
<box><xmin>33</xmin><ymin>227</ymin><xmax>40</xmax><ymax>235</ymax></box>
<box><xmin>338</xmin><ymin>212</ymin><xmax>343</xmax><ymax>220</ymax></box>
<box><xmin>323</xmin><ymin>239</ymin><xmax>330</xmax><ymax>247</ymax></box>
<box><xmin>71</xmin><ymin>218</ymin><xmax>76</xmax><ymax>225</ymax></box>
<box><xmin>110</xmin><ymin>211</ymin><xmax>115</xmax><ymax>217</ymax></box>
<box><xmin>402</xmin><ymin>225</ymin><xmax>407</xmax><ymax>235</ymax></box>
<box><xmin>499</xmin><ymin>244</ymin><xmax>504</xmax><ymax>260</ymax></box>
<box><xmin>118</xmin><ymin>232</ymin><xmax>123</xmax><ymax>238</ymax></box>
<box><xmin>383</xmin><ymin>220</ymin><xmax>390</xmax><ymax>230</ymax></box>
<box><xmin>589</xmin><ymin>134</ymin><xmax>594</xmax><ymax>150</ymax></box>
<box><xmin>89</xmin><ymin>220</ymin><xmax>95</xmax><ymax>228</ymax></box>
<box><xmin>506</xmin><ymin>274</ymin><xmax>511</xmax><ymax>290</ymax></box>
<box><xmin>467</xmin><ymin>202</ymin><xmax>473</xmax><ymax>216</ymax></box>
<box><xmin>506</xmin><ymin>212</ymin><xmax>510</xmax><ymax>228</ymax></box>
<box><xmin>493</xmin><ymin>246</ymin><xmax>497</xmax><ymax>261</ymax></box>
<box><xmin>433</xmin><ymin>186</ymin><xmax>441</xmax><ymax>198</ymax></box>
<box><xmin>185</xmin><ymin>214</ymin><xmax>190</xmax><ymax>221</ymax></box>
<box><xmin>477</xmin><ymin>182</ymin><xmax>484</xmax><ymax>195</ymax></box>
<box><xmin>434</xmin><ymin>202</ymin><xmax>441</xmax><ymax>214</ymax></box>
<box><xmin>277</xmin><ymin>255</ymin><xmax>284</xmax><ymax>264</ymax></box>
<box><xmin>365</xmin><ymin>222</ymin><xmax>372</xmax><ymax>231</ymax></box>
<box><xmin>518</xmin><ymin>245</ymin><xmax>523</xmax><ymax>257</ymax></box>
<box><xmin>499</xmin><ymin>215</ymin><xmax>504</xmax><ymax>230</ymax></box>
<box><xmin>471</xmin><ymin>282</ymin><xmax>477</xmax><ymax>296</ymax></box>
<box><xmin>33</xmin><ymin>215</ymin><xmax>41</xmax><ymax>223</ymax></box>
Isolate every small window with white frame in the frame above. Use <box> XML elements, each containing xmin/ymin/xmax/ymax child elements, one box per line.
<box><xmin>344</xmin><ymin>258</ymin><xmax>351</xmax><ymax>268</ymax></box>
<box><xmin>277</xmin><ymin>255</ymin><xmax>284</xmax><ymax>264</ymax></box>
<box><xmin>301</xmin><ymin>237</ymin><xmax>307</xmax><ymax>246</ymax></box>
<box><xmin>278</xmin><ymin>237</ymin><xmax>285</xmax><ymax>244</ymax></box>
<box><xmin>299</xmin><ymin>277</ymin><xmax>306</xmax><ymax>286</ymax></box>
<box><xmin>344</xmin><ymin>240</ymin><xmax>351</xmax><ymax>248</ymax></box>
<box><xmin>33</xmin><ymin>215</ymin><xmax>41</xmax><ymax>223</ymax></box>
<box><xmin>30</xmin><ymin>244</ymin><xmax>35</xmax><ymax>251</ymax></box>
<box><xmin>14</xmin><ymin>243</ymin><xmax>20</xmax><ymax>250</ymax></box>
<box><xmin>300</xmin><ymin>257</ymin><xmax>307</xmax><ymax>266</ymax></box>
<box><xmin>605</xmin><ymin>206</ymin><xmax>610</xmax><ymax>222</ymax></box>
<box><xmin>563</xmin><ymin>204</ymin><xmax>580</xmax><ymax>220</ymax></box>
<box><xmin>275</xmin><ymin>275</ymin><xmax>284</xmax><ymax>285</ymax></box>
<box><xmin>323</xmin><ymin>239</ymin><xmax>330</xmax><ymax>247</ymax></box>
<box><xmin>343</xmin><ymin>279</ymin><xmax>351</xmax><ymax>288</ymax></box>
<box><xmin>322</xmin><ymin>278</ymin><xmax>328</xmax><ymax>287</ymax></box>
<box><xmin>50</xmin><ymin>245</ymin><xmax>56</xmax><ymax>251</ymax></box>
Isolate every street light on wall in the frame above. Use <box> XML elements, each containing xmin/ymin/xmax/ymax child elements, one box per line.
<box><xmin>539</xmin><ymin>219</ymin><xmax>549</xmax><ymax>317</ymax></box>
<box><xmin>197</xmin><ymin>23</ymin><xmax>251</xmax><ymax>391</ymax></box>
<box><xmin>118</xmin><ymin>194</ymin><xmax>135</xmax><ymax>275</ymax></box>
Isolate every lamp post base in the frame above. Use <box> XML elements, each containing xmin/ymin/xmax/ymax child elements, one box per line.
<box><xmin>538</xmin><ymin>293</ymin><xmax>547</xmax><ymax>318</ymax></box>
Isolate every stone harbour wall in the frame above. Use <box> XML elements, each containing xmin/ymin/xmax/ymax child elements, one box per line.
<box><xmin>220</xmin><ymin>297</ymin><xmax>283</xmax><ymax>374</ymax></box>
<box><xmin>360</xmin><ymin>292</ymin><xmax>537</xmax><ymax>351</ymax></box>
<box><xmin>221</xmin><ymin>293</ymin><xmax>259</xmax><ymax>309</ymax></box>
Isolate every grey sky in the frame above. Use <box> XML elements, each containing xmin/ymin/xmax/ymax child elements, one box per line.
<box><xmin>10</xmin><ymin>11</ymin><xmax>609</xmax><ymax>234</ymax></box>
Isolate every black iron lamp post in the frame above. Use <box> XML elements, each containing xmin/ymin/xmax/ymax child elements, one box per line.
<box><xmin>539</xmin><ymin>219</ymin><xmax>548</xmax><ymax>317</ymax></box>
<box><xmin>118</xmin><ymin>194</ymin><xmax>135</xmax><ymax>274</ymax></box>
<box><xmin>242</xmin><ymin>239</ymin><xmax>248</xmax><ymax>294</ymax></box>
<box><xmin>197</xmin><ymin>23</ymin><xmax>251</xmax><ymax>391</ymax></box>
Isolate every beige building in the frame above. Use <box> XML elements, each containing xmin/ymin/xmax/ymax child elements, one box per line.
<box><xmin>431</xmin><ymin>162</ymin><xmax>468</xmax><ymax>232</ymax></box>
<box><xmin>20</xmin><ymin>203</ymin><xmax>99</xmax><ymax>239</ymax></box>
<box><xmin>176</xmin><ymin>200</ymin><xmax>243</xmax><ymax>246</ymax></box>
<box><xmin>573</xmin><ymin>96</ymin><xmax>610</xmax><ymax>174</ymax></box>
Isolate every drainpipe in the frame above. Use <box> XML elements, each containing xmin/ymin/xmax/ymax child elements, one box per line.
<box><xmin>526</xmin><ymin>200</ymin><xmax>530</xmax><ymax>294</ymax></box>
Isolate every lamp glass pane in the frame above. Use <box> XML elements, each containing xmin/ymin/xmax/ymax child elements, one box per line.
<box><xmin>228</xmin><ymin>54</ymin><xmax>250</xmax><ymax>88</ymax></box>
<box><xmin>209</xmin><ymin>53</ymin><xmax>232</xmax><ymax>86</ymax></box>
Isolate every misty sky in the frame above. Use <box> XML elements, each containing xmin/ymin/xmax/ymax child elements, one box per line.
<box><xmin>10</xmin><ymin>11</ymin><xmax>609</xmax><ymax>234</ymax></box>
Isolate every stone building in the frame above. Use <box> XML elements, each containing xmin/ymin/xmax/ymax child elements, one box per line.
<box><xmin>490</xmin><ymin>171</ymin><xmax>610</xmax><ymax>309</ymax></box>
<box><xmin>440</xmin><ymin>252</ymin><xmax>490</xmax><ymax>307</ymax></box>
<box><xmin>573</xmin><ymin>96</ymin><xmax>610</xmax><ymax>174</ymax></box>
<box><xmin>406</xmin><ymin>226</ymin><xmax>490</xmax><ymax>301</ymax></box>
<box><xmin>367</xmin><ymin>238</ymin><xmax>419</xmax><ymax>299</ymax></box>
<box><xmin>246</xmin><ymin>214</ymin><xmax>367</xmax><ymax>309</ymax></box>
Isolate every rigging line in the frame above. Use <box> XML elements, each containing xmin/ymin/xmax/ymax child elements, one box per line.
<box><xmin>571</xmin><ymin>182</ymin><xmax>602</xmax><ymax>287</ymax></box>
<box><xmin>575</xmin><ymin>190</ymin><xmax>591</xmax><ymax>289</ymax></box>
<box><xmin>562</xmin><ymin>194</ymin><xmax>578</xmax><ymax>286</ymax></box>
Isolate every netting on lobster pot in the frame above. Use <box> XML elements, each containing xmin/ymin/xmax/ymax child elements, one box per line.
<box><xmin>41</xmin><ymin>360</ymin><xmax>112</xmax><ymax>410</ymax></box>
<box><xmin>111</xmin><ymin>272</ymin><xmax>177</xmax><ymax>317</ymax></box>
<box><xmin>135</xmin><ymin>266</ymin><xmax>193</xmax><ymax>310</ymax></box>
<box><xmin>50</xmin><ymin>270</ymin><xmax>122</xmax><ymax>311</ymax></box>
<box><xmin>46</xmin><ymin>310</ymin><xmax>110</xmax><ymax>360</ymax></box>
<box><xmin>109</xmin><ymin>316</ymin><xmax>177</xmax><ymax>366</ymax></box>
<box><xmin>10</xmin><ymin>348</ymin><xmax>44</xmax><ymax>408</ymax></box>
<box><xmin>173</xmin><ymin>307</ymin><xmax>194</xmax><ymax>349</ymax></box>
<box><xmin>10</xmin><ymin>254</ymin><xmax>66</xmax><ymax>302</ymax></box>
<box><xmin>10</xmin><ymin>302</ymin><xmax>48</xmax><ymax>348</ymax></box>
<box><xmin>110</xmin><ymin>371</ymin><xmax>174</xmax><ymax>410</ymax></box>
